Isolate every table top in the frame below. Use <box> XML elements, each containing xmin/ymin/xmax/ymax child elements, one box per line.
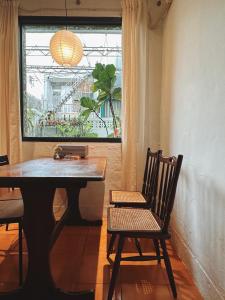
<box><xmin>0</xmin><ymin>157</ymin><xmax>106</xmax><ymax>187</ymax></box>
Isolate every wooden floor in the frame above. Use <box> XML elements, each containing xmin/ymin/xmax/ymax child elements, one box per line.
<box><xmin>0</xmin><ymin>220</ymin><xmax>203</xmax><ymax>300</ymax></box>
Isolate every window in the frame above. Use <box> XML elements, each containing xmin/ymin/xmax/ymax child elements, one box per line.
<box><xmin>20</xmin><ymin>17</ymin><xmax>122</xmax><ymax>142</ymax></box>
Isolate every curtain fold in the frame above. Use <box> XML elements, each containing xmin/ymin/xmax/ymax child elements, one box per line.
<box><xmin>121</xmin><ymin>0</ymin><xmax>151</xmax><ymax>190</ymax></box>
<box><xmin>0</xmin><ymin>0</ymin><xmax>21</xmax><ymax>163</ymax></box>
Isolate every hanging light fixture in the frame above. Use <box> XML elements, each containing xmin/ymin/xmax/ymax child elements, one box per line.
<box><xmin>49</xmin><ymin>0</ymin><xmax>83</xmax><ymax>67</ymax></box>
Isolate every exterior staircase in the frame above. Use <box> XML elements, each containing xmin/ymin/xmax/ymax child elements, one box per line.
<box><xmin>54</xmin><ymin>70</ymin><xmax>92</xmax><ymax>113</ymax></box>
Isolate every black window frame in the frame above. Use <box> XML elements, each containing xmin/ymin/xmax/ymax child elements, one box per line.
<box><xmin>19</xmin><ymin>16</ymin><xmax>122</xmax><ymax>143</ymax></box>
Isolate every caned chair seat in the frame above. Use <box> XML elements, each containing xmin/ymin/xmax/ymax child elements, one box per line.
<box><xmin>0</xmin><ymin>199</ymin><xmax>23</xmax><ymax>222</ymax></box>
<box><xmin>108</xmin><ymin>207</ymin><xmax>161</xmax><ymax>232</ymax></box>
<box><xmin>111</xmin><ymin>191</ymin><xmax>147</xmax><ymax>205</ymax></box>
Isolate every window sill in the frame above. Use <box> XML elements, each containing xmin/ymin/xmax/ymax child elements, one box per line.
<box><xmin>22</xmin><ymin>137</ymin><xmax>122</xmax><ymax>143</ymax></box>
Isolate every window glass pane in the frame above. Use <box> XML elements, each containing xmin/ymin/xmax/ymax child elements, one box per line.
<box><xmin>21</xmin><ymin>23</ymin><xmax>122</xmax><ymax>140</ymax></box>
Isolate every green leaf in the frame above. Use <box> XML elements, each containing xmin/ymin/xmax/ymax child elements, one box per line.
<box><xmin>92</xmin><ymin>83</ymin><xmax>99</xmax><ymax>92</ymax></box>
<box><xmin>98</xmin><ymin>72</ymin><xmax>111</xmax><ymax>91</ymax></box>
<box><xmin>91</xmin><ymin>63</ymin><xmax>119</xmax><ymax>94</ymax></box>
<box><xmin>92</xmin><ymin>63</ymin><xmax>104</xmax><ymax>80</ymax></box>
<box><xmin>80</xmin><ymin>109</ymin><xmax>91</xmax><ymax>121</ymax></box>
<box><xmin>115</xmin><ymin>116</ymin><xmax>121</xmax><ymax>125</ymax></box>
<box><xmin>111</xmin><ymin>76</ymin><xmax>116</xmax><ymax>88</ymax></box>
<box><xmin>97</xmin><ymin>90</ymin><xmax>108</xmax><ymax>102</ymax></box>
<box><xmin>105</xmin><ymin>64</ymin><xmax>116</xmax><ymax>79</ymax></box>
<box><xmin>112</xmin><ymin>87</ymin><xmax>121</xmax><ymax>100</ymax></box>
<box><xmin>80</xmin><ymin>97</ymin><xmax>98</xmax><ymax>110</ymax></box>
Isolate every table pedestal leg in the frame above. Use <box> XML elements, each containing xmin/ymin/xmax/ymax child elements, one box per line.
<box><xmin>65</xmin><ymin>184</ymin><xmax>102</xmax><ymax>226</ymax></box>
<box><xmin>22</xmin><ymin>183</ymin><xmax>56</xmax><ymax>296</ymax></box>
<box><xmin>0</xmin><ymin>183</ymin><xmax>94</xmax><ymax>300</ymax></box>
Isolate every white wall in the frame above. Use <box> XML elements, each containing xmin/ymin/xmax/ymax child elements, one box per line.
<box><xmin>161</xmin><ymin>0</ymin><xmax>225</xmax><ymax>299</ymax></box>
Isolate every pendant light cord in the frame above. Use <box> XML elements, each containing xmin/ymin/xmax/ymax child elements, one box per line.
<box><xmin>65</xmin><ymin>0</ymin><xmax>67</xmax><ymax>17</ymax></box>
<box><xmin>65</xmin><ymin>0</ymin><xmax>68</xmax><ymax>30</ymax></box>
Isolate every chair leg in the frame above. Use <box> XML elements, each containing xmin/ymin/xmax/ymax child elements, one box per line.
<box><xmin>160</xmin><ymin>239</ymin><xmax>177</xmax><ymax>298</ymax></box>
<box><xmin>107</xmin><ymin>233</ymin><xmax>117</xmax><ymax>259</ymax></box>
<box><xmin>107</xmin><ymin>236</ymin><xmax>124</xmax><ymax>300</ymax></box>
<box><xmin>153</xmin><ymin>239</ymin><xmax>161</xmax><ymax>264</ymax></box>
<box><xmin>18</xmin><ymin>221</ymin><xmax>23</xmax><ymax>286</ymax></box>
<box><xmin>6</xmin><ymin>224</ymin><xmax>9</xmax><ymax>231</ymax></box>
<box><xmin>134</xmin><ymin>238</ymin><xmax>142</xmax><ymax>256</ymax></box>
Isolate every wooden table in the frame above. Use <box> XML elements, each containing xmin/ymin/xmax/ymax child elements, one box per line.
<box><xmin>0</xmin><ymin>157</ymin><xmax>106</xmax><ymax>300</ymax></box>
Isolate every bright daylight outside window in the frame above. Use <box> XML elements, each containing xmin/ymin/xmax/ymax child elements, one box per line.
<box><xmin>21</xmin><ymin>20</ymin><xmax>122</xmax><ymax>141</ymax></box>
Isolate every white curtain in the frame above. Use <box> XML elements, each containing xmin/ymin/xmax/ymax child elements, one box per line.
<box><xmin>121</xmin><ymin>0</ymin><xmax>151</xmax><ymax>190</ymax></box>
<box><xmin>0</xmin><ymin>0</ymin><xmax>21</xmax><ymax>163</ymax></box>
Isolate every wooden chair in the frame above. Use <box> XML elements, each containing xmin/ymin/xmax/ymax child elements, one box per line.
<box><xmin>0</xmin><ymin>155</ymin><xmax>24</xmax><ymax>286</ymax></box>
<box><xmin>108</xmin><ymin>148</ymin><xmax>162</xmax><ymax>257</ymax></box>
<box><xmin>110</xmin><ymin>148</ymin><xmax>162</xmax><ymax>208</ymax></box>
<box><xmin>107</xmin><ymin>154</ymin><xmax>183</xmax><ymax>300</ymax></box>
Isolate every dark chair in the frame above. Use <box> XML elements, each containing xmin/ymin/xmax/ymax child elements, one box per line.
<box><xmin>108</xmin><ymin>148</ymin><xmax>162</xmax><ymax>257</ymax></box>
<box><xmin>0</xmin><ymin>155</ymin><xmax>16</xmax><ymax>231</ymax></box>
<box><xmin>107</xmin><ymin>154</ymin><xmax>183</xmax><ymax>300</ymax></box>
<box><xmin>0</xmin><ymin>155</ymin><xmax>24</xmax><ymax>286</ymax></box>
<box><xmin>110</xmin><ymin>147</ymin><xmax>162</xmax><ymax>208</ymax></box>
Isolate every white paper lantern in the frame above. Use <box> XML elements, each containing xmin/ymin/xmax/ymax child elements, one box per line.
<box><xmin>50</xmin><ymin>30</ymin><xmax>83</xmax><ymax>67</ymax></box>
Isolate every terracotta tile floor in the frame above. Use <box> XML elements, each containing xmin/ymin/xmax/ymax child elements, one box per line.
<box><xmin>0</xmin><ymin>220</ymin><xmax>203</xmax><ymax>300</ymax></box>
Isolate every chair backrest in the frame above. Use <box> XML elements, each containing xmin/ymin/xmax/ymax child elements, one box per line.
<box><xmin>151</xmin><ymin>153</ymin><xmax>183</xmax><ymax>232</ymax></box>
<box><xmin>142</xmin><ymin>148</ymin><xmax>162</xmax><ymax>203</ymax></box>
<box><xmin>0</xmin><ymin>155</ymin><xmax>9</xmax><ymax>166</ymax></box>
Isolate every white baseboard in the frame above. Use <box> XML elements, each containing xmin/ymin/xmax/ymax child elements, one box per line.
<box><xmin>171</xmin><ymin>226</ymin><xmax>224</xmax><ymax>300</ymax></box>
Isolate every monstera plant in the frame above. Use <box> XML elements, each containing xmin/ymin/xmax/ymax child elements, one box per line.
<box><xmin>80</xmin><ymin>63</ymin><xmax>121</xmax><ymax>137</ymax></box>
